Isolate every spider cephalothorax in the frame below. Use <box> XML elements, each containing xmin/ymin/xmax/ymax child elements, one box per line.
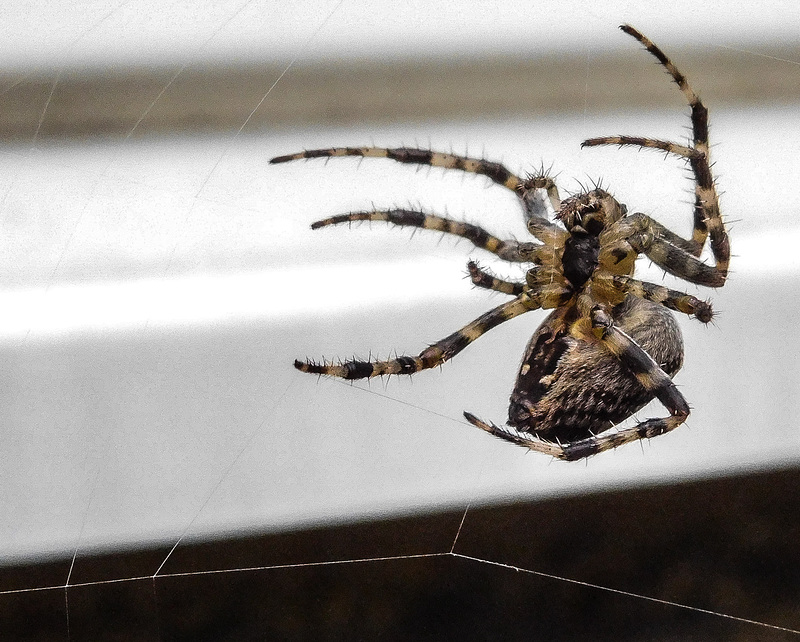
<box><xmin>271</xmin><ymin>25</ymin><xmax>729</xmax><ymax>461</ymax></box>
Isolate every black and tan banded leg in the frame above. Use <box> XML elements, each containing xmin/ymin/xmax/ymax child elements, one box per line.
<box><xmin>270</xmin><ymin>146</ymin><xmax>524</xmax><ymax>192</ymax></box>
<box><xmin>583</xmin><ymin>133</ymin><xmax>729</xmax><ymax>280</ymax></box>
<box><xmin>467</xmin><ymin>261</ymin><xmax>525</xmax><ymax>296</ymax></box>
<box><xmin>644</xmin><ymin>229</ymin><xmax>727</xmax><ymax>288</ymax></box>
<box><xmin>582</xmin><ymin>25</ymin><xmax>729</xmax><ymax>284</ymax></box>
<box><xmin>309</xmin><ymin>209</ymin><xmax>539</xmax><ymax>263</ymax></box>
<box><xmin>597</xmin><ymin>273</ymin><xmax>713</xmax><ymax>323</ymax></box>
<box><xmin>602</xmin><ymin>212</ymin><xmax>696</xmax><ymax>257</ymax></box>
<box><xmin>601</xmin><ymin>213</ymin><xmax>725</xmax><ymax>288</ymax></box>
<box><xmin>295</xmin><ymin>292</ymin><xmax>540</xmax><ymax>380</ymax></box>
<box><xmin>633</xmin><ymin>214</ymin><xmax>725</xmax><ymax>287</ymax></box>
<box><xmin>270</xmin><ymin>146</ymin><xmax>566</xmax><ymax>244</ymax></box>
<box><xmin>464</xmin><ymin>307</ymin><xmax>689</xmax><ymax>461</ymax></box>
<box><xmin>645</xmin><ymin>214</ymin><xmax>707</xmax><ymax>255</ymax></box>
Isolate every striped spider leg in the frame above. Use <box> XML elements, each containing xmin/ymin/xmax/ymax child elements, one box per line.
<box><xmin>582</xmin><ymin>24</ymin><xmax>730</xmax><ymax>288</ymax></box>
<box><xmin>270</xmin><ymin>148</ymin><xmax>571</xmax><ymax>379</ymax></box>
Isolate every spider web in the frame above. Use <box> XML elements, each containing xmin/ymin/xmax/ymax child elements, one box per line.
<box><xmin>2</xmin><ymin>1</ymin><xmax>800</xmax><ymax>639</ymax></box>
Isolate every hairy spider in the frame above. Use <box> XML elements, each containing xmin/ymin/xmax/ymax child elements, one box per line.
<box><xmin>271</xmin><ymin>25</ymin><xmax>729</xmax><ymax>461</ymax></box>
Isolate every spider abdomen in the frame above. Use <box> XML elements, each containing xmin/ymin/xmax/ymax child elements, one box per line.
<box><xmin>509</xmin><ymin>296</ymin><xmax>684</xmax><ymax>442</ymax></box>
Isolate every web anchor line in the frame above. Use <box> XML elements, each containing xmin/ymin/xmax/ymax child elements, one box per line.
<box><xmin>3</xmin><ymin>549</ymin><xmax>798</xmax><ymax>636</ymax></box>
<box><xmin>8</xmin><ymin>391</ymin><xmax>786</xmax><ymax>635</ymax></box>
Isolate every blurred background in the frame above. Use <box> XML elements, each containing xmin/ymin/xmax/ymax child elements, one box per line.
<box><xmin>1</xmin><ymin>1</ymin><xmax>800</xmax><ymax>639</ymax></box>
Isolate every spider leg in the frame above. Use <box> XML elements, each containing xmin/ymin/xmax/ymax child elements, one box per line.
<box><xmin>594</xmin><ymin>272</ymin><xmax>713</xmax><ymax>323</ymax></box>
<box><xmin>270</xmin><ymin>146</ymin><xmax>523</xmax><ymax>192</ymax></box>
<box><xmin>466</xmin><ymin>406</ymin><xmax>687</xmax><ymax>461</ymax></box>
<box><xmin>514</xmin><ymin>174</ymin><xmax>564</xmax><ymax>241</ymax></box>
<box><xmin>582</xmin><ymin>25</ymin><xmax>729</xmax><ymax>283</ymax></box>
<box><xmin>462</xmin><ymin>414</ymin><xmax>567</xmax><ymax>458</ymax></box>
<box><xmin>467</xmin><ymin>260</ymin><xmax>525</xmax><ymax>296</ymax></box>
<box><xmin>616</xmin><ymin>25</ymin><xmax>709</xmax><ymax>156</ymax></box>
<box><xmin>645</xmin><ymin>216</ymin><xmax>704</xmax><ymax>255</ymax></box>
<box><xmin>295</xmin><ymin>291</ymin><xmax>545</xmax><ymax>380</ymax></box>
<box><xmin>582</xmin><ymin>136</ymin><xmax>727</xmax><ymax>271</ymax></box>
<box><xmin>601</xmin><ymin>212</ymin><xmax>725</xmax><ymax>288</ymax></box>
<box><xmin>465</xmin><ymin>306</ymin><xmax>689</xmax><ymax>461</ymax></box>
<box><xmin>645</xmin><ymin>232</ymin><xmax>726</xmax><ymax>288</ymax></box>
<box><xmin>310</xmin><ymin>209</ymin><xmax>538</xmax><ymax>263</ymax></box>
<box><xmin>271</xmin><ymin>147</ymin><xmax>567</xmax><ymax>245</ymax></box>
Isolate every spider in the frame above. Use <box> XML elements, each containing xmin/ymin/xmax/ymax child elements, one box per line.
<box><xmin>270</xmin><ymin>25</ymin><xmax>729</xmax><ymax>461</ymax></box>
